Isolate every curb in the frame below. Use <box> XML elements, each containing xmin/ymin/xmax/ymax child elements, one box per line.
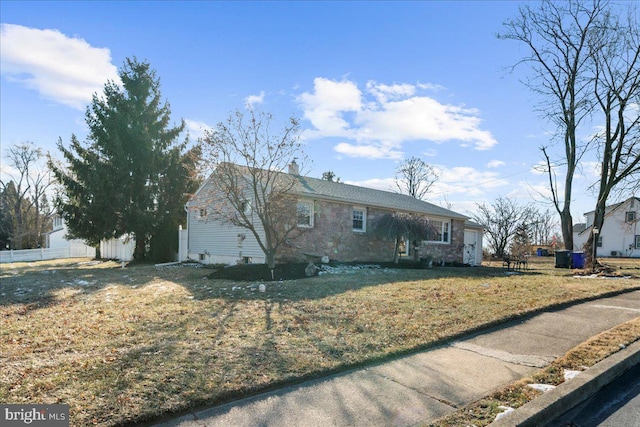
<box><xmin>489</xmin><ymin>338</ymin><xmax>640</xmax><ymax>427</ymax></box>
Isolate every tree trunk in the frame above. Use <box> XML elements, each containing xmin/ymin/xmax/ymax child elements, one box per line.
<box><xmin>95</xmin><ymin>244</ymin><xmax>102</xmax><ymax>260</ymax></box>
<box><xmin>393</xmin><ymin>237</ymin><xmax>401</xmax><ymax>264</ymax></box>
<box><xmin>265</xmin><ymin>251</ymin><xmax>276</xmax><ymax>270</ymax></box>
<box><xmin>585</xmin><ymin>199</ymin><xmax>607</xmax><ymax>268</ymax></box>
<box><xmin>134</xmin><ymin>235</ymin><xmax>146</xmax><ymax>261</ymax></box>
<box><xmin>560</xmin><ymin>208</ymin><xmax>574</xmax><ymax>251</ymax></box>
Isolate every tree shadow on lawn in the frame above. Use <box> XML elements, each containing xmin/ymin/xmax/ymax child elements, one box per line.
<box><xmin>0</xmin><ymin>260</ymin><xmax>206</xmax><ymax>312</ymax></box>
<box><xmin>0</xmin><ymin>258</ymin><xmax>545</xmax><ymax>314</ymax></box>
<box><xmin>197</xmin><ymin>262</ymin><xmax>545</xmax><ymax>302</ymax></box>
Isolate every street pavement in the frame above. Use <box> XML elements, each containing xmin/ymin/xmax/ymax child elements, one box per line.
<box><xmin>154</xmin><ymin>289</ymin><xmax>640</xmax><ymax>427</ymax></box>
<box><xmin>547</xmin><ymin>363</ymin><xmax>640</xmax><ymax>426</ymax></box>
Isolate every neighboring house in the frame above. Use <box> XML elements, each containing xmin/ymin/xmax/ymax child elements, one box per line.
<box><xmin>46</xmin><ymin>214</ymin><xmax>96</xmax><ymax>258</ymax></box>
<box><xmin>47</xmin><ymin>214</ymin><xmax>135</xmax><ymax>261</ymax></box>
<box><xmin>573</xmin><ymin>196</ymin><xmax>640</xmax><ymax>258</ymax></box>
<box><xmin>185</xmin><ymin>163</ymin><xmax>483</xmax><ymax>266</ymax></box>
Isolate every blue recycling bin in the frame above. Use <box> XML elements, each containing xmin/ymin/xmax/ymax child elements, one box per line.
<box><xmin>537</xmin><ymin>248</ymin><xmax>543</xmax><ymax>256</ymax></box>
<box><xmin>571</xmin><ymin>251</ymin><xmax>585</xmax><ymax>269</ymax></box>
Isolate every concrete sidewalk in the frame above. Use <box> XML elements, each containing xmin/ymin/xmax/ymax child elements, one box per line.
<box><xmin>155</xmin><ymin>290</ymin><xmax>640</xmax><ymax>427</ymax></box>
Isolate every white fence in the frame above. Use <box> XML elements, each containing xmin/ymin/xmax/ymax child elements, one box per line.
<box><xmin>1</xmin><ymin>227</ymin><xmax>186</xmax><ymax>264</ymax></box>
<box><xmin>100</xmin><ymin>237</ymin><xmax>135</xmax><ymax>261</ymax></box>
<box><xmin>0</xmin><ymin>244</ymin><xmax>96</xmax><ymax>263</ymax></box>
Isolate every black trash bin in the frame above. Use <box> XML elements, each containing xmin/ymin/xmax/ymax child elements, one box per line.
<box><xmin>555</xmin><ymin>250</ymin><xmax>571</xmax><ymax>268</ymax></box>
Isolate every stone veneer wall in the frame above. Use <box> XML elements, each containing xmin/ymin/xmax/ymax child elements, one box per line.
<box><xmin>417</xmin><ymin>219</ymin><xmax>465</xmax><ymax>264</ymax></box>
<box><xmin>277</xmin><ymin>200</ymin><xmax>465</xmax><ymax>264</ymax></box>
<box><xmin>277</xmin><ymin>201</ymin><xmax>396</xmax><ymax>263</ymax></box>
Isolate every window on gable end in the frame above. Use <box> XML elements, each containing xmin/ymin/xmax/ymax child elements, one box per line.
<box><xmin>626</xmin><ymin>211</ymin><xmax>636</xmax><ymax>223</ymax></box>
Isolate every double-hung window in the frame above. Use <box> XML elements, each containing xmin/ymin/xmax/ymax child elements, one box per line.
<box><xmin>424</xmin><ymin>219</ymin><xmax>450</xmax><ymax>243</ymax></box>
<box><xmin>626</xmin><ymin>211</ymin><xmax>636</xmax><ymax>223</ymax></box>
<box><xmin>297</xmin><ymin>201</ymin><xmax>313</xmax><ymax>228</ymax></box>
<box><xmin>635</xmin><ymin>235</ymin><xmax>640</xmax><ymax>249</ymax></box>
<box><xmin>352</xmin><ymin>207</ymin><xmax>366</xmax><ymax>232</ymax></box>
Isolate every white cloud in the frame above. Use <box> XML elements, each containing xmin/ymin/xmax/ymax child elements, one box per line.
<box><xmin>245</xmin><ymin>91</ymin><xmax>265</xmax><ymax>108</ymax></box>
<box><xmin>344</xmin><ymin>177</ymin><xmax>396</xmax><ymax>192</ymax></box>
<box><xmin>334</xmin><ymin>142</ymin><xmax>403</xmax><ymax>160</ymax></box>
<box><xmin>0</xmin><ymin>24</ymin><xmax>119</xmax><ymax>110</ymax></box>
<box><xmin>366</xmin><ymin>80</ymin><xmax>416</xmax><ymax>103</ymax></box>
<box><xmin>347</xmin><ymin>165</ymin><xmax>509</xmax><ymax>202</ymax></box>
<box><xmin>298</xmin><ymin>77</ymin><xmax>498</xmax><ymax>159</ymax></box>
<box><xmin>185</xmin><ymin>119</ymin><xmax>213</xmax><ymax>140</ymax></box>
<box><xmin>417</xmin><ymin>82</ymin><xmax>445</xmax><ymax>92</ymax></box>
<box><xmin>575</xmin><ymin>160</ymin><xmax>601</xmax><ymax>181</ymax></box>
<box><xmin>298</xmin><ymin>78</ymin><xmax>362</xmax><ymax>139</ymax></box>
<box><xmin>487</xmin><ymin>160</ymin><xmax>505</xmax><ymax>168</ymax></box>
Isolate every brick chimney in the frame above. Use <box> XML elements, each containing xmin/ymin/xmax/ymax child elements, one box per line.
<box><xmin>288</xmin><ymin>158</ymin><xmax>299</xmax><ymax>175</ymax></box>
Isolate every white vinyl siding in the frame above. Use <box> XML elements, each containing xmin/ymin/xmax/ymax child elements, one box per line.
<box><xmin>186</xmin><ymin>181</ymin><xmax>265</xmax><ymax>264</ymax></box>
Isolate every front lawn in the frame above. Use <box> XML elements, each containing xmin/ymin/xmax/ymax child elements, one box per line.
<box><xmin>1</xmin><ymin>256</ymin><xmax>639</xmax><ymax>426</ymax></box>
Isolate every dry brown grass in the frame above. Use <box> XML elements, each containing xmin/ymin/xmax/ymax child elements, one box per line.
<box><xmin>1</xmin><ymin>256</ymin><xmax>639</xmax><ymax>426</ymax></box>
<box><xmin>427</xmin><ymin>316</ymin><xmax>640</xmax><ymax>427</ymax></box>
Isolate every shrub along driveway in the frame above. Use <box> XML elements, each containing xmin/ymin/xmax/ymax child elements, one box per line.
<box><xmin>1</xmin><ymin>257</ymin><xmax>639</xmax><ymax>426</ymax></box>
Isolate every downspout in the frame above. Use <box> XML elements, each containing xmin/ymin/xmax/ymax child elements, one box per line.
<box><xmin>184</xmin><ymin>204</ymin><xmax>190</xmax><ymax>262</ymax></box>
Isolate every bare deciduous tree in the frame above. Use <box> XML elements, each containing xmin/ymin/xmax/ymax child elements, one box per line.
<box><xmin>200</xmin><ymin>109</ymin><xmax>307</xmax><ymax>270</ymax></box>
<box><xmin>1</xmin><ymin>142</ymin><xmax>53</xmax><ymax>249</ymax></box>
<box><xmin>529</xmin><ymin>208</ymin><xmax>559</xmax><ymax>246</ymax></box>
<box><xmin>373</xmin><ymin>212</ymin><xmax>430</xmax><ymax>263</ymax></box>
<box><xmin>321</xmin><ymin>171</ymin><xmax>340</xmax><ymax>182</ymax></box>
<box><xmin>472</xmin><ymin>197</ymin><xmax>535</xmax><ymax>258</ymax></box>
<box><xmin>394</xmin><ymin>156</ymin><xmax>439</xmax><ymax>200</ymax></box>
<box><xmin>500</xmin><ymin>0</ymin><xmax>607</xmax><ymax>250</ymax></box>
<box><xmin>586</xmin><ymin>7</ymin><xmax>640</xmax><ymax>265</ymax></box>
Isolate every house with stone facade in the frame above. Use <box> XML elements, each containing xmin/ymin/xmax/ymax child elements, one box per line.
<box><xmin>185</xmin><ymin>163</ymin><xmax>482</xmax><ymax>266</ymax></box>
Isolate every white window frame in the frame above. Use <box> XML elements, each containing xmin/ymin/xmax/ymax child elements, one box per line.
<box><xmin>352</xmin><ymin>207</ymin><xmax>366</xmax><ymax>232</ymax></box>
<box><xmin>423</xmin><ymin>218</ymin><xmax>451</xmax><ymax>244</ymax></box>
<box><xmin>635</xmin><ymin>235</ymin><xmax>640</xmax><ymax>249</ymax></box>
<box><xmin>625</xmin><ymin>211</ymin><xmax>636</xmax><ymax>223</ymax></box>
<box><xmin>296</xmin><ymin>201</ymin><xmax>314</xmax><ymax>228</ymax></box>
<box><xmin>240</xmin><ymin>199</ymin><xmax>252</xmax><ymax>215</ymax></box>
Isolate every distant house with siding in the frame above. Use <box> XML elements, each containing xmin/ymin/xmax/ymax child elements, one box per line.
<box><xmin>46</xmin><ymin>214</ymin><xmax>96</xmax><ymax>258</ymax></box>
<box><xmin>47</xmin><ymin>214</ymin><xmax>135</xmax><ymax>261</ymax></box>
<box><xmin>573</xmin><ymin>196</ymin><xmax>640</xmax><ymax>258</ymax></box>
<box><xmin>185</xmin><ymin>163</ymin><xmax>483</xmax><ymax>266</ymax></box>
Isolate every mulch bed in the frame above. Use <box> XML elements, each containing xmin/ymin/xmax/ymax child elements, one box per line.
<box><xmin>207</xmin><ymin>263</ymin><xmax>310</xmax><ymax>281</ymax></box>
<box><xmin>206</xmin><ymin>259</ymin><xmax>441</xmax><ymax>281</ymax></box>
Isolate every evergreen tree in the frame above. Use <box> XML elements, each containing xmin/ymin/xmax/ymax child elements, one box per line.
<box><xmin>50</xmin><ymin>58</ymin><xmax>200</xmax><ymax>261</ymax></box>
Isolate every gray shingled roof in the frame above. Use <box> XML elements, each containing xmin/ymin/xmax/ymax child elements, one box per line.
<box><xmin>291</xmin><ymin>175</ymin><xmax>468</xmax><ymax>220</ymax></box>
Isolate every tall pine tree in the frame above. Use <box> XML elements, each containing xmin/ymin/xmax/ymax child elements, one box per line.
<box><xmin>50</xmin><ymin>58</ymin><xmax>200</xmax><ymax>261</ymax></box>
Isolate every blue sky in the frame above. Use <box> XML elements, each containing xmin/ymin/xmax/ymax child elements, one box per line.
<box><xmin>1</xmin><ymin>1</ymin><xmax>606</xmax><ymax>222</ymax></box>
